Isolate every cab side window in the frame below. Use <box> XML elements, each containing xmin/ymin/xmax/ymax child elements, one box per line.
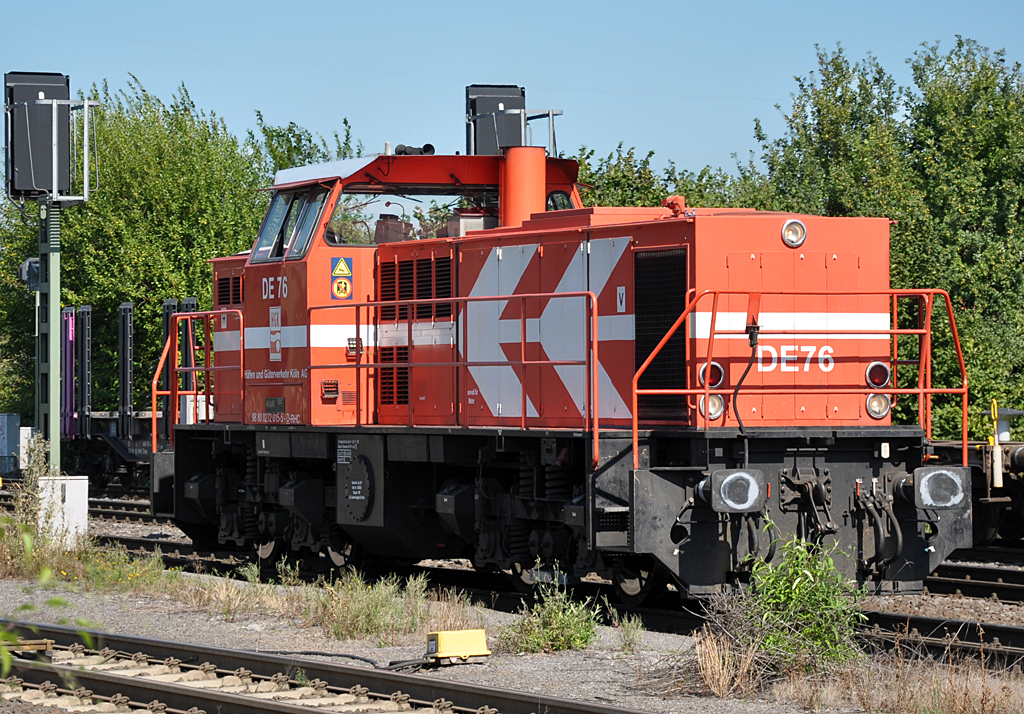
<box><xmin>251</xmin><ymin>192</ymin><xmax>293</xmax><ymax>263</ymax></box>
<box><xmin>546</xmin><ymin>191</ymin><xmax>573</xmax><ymax>211</ymax></box>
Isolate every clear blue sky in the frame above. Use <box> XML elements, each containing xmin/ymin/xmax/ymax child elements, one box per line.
<box><xmin>5</xmin><ymin>0</ymin><xmax>1023</xmax><ymax>175</ymax></box>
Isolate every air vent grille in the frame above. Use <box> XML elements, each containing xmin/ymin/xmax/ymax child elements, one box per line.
<box><xmin>378</xmin><ymin>346</ymin><xmax>410</xmax><ymax>405</ymax></box>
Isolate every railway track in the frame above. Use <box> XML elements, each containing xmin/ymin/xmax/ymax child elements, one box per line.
<box><xmin>95</xmin><ymin>534</ymin><xmax>248</xmax><ymax>571</ymax></box>
<box><xmin>860</xmin><ymin>610</ymin><xmax>1024</xmax><ymax>665</ymax></box>
<box><xmin>14</xmin><ymin>485</ymin><xmax>1024</xmax><ymax>616</ymax></box>
<box><xmin>88</xmin><ymin>497</ymin><xmax>165</xmax><ymax>525</ymax></box>
<box><xmin>1</xmin><ymin>619</ymin><xmax>649</xmax><ymax>714</ymax></box>
<box><xmin>1</xmin><ymin>491</ymin><xmax>170</xmax><ymax>525</ymax></box>
<box><xmin>924</xmin><ymin>563</ymin><xmax>1024</xmax><ymax>602</ymax></box>
<box><xmin>950</xmin><ymin>543</ymin><xmax>1024</xmax><ymax>566</ymax></box>
<box><xmin>96</xmin><ymin>533</ymin><xmax>706</xmax><ymax>634</ymax></box>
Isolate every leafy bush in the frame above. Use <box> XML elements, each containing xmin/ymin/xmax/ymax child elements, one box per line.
<box><xmin>745</xmin><ymin>536</ymin><xmax>864</xmax><ymax>671</ymax></box>
<box><xmin>497</xmin><ymin>579</ymin><xmax>599</xmax><ymax>653</ymax></box>
<box><xmin>697</xmin><ymin>533</ymin><xmax>864</xmax><ymax>693</ymax></box>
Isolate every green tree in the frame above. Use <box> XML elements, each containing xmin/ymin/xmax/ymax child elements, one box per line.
<box><xmin>574</xmin><ymin>144</ymin><xmax>669</xmax><ymax>207</ymax></box>
<box><xmin>574</xmin><ymin>144</ymin><xmax>766</xmax><ymax>210</ymax></box>
<box><xmin>253</xmin><ymin>112</ymin><xmax>362</xmax><ymax>174</ymax></box>
<box><xmin>906</xmin><ymin>38</ymin><xmax>1024</xmax><ymax>436</ymax></box>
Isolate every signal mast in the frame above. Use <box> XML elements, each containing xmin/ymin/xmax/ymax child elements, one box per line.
<box><xmin>4</xmin><ymin>72</ymin><xmax>98</xmax><ymax>498</ymax></box>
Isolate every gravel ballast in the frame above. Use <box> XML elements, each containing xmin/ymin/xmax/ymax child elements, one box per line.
<box><xmin>0</xmin><ymin>577</ymin><xmax>816</xmax><ymax>714</ymax></box>
<box><xmin>16</xmin><ymin>516</ymin><xmax>1012</xmax><ymax>713</ymax></box>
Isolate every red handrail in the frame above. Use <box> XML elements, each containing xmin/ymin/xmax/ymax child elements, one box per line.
<box><xmin>151</xmin><ymin>310</ymin><xmax>245</xmax><ymax>452</ymax></box>
<box><xmin>309</xmin><ymin>291</ymin><xmax>601</xmax><ymax>466</ymax></box>
<box><xmin>631</xmin><ymin>289</ymin><xmax>968</xmax><ymax>469</ymax></box>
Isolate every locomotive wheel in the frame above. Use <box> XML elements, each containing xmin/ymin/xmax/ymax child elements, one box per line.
<box><xmin>326</xmin><ymin>544</ymin><xmax>352</xmax><ymax>567</ymax></box>
<box><xmin>511</xmin><ymin>562</ymin><xmax>536</xmax><ymax>593</ymax></box>
<box><xmin>998</xmin><ymin>510</ymin><xmax>1024</xmax><ymax>542</ymax></box>
<box><xmin>973</xmin><ymin>503</ymin><xmax>1004</xmax><ymax>546</ymax></box>
<box><xmin>255</xmin><ymin>539</ymin><xmax>284</xmax><ymax>560</ymax></box>
<box><xmin>254</xmin><ymin>539</ymin><xmax>288</xmax><ymax>580</ymax></box>
<box><xmin>176</xmin><ymin>522</ymin><xmax>219</xmax><ymax>552</ymax></box>
<box><xmin>612</xmin><ymin>566</ymin><xmax>658</xmax><ymax>607</ymax></box>
<box><xmin>324</xmin><ymin>541</ymin><xmax>365</xmax><ymax>571</ymax></box>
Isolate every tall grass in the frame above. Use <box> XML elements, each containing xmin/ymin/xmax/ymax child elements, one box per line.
<box><xmin>177</xmin><ymin>565</ymin><xmax>483</xmax><ymax>646</ymax></box>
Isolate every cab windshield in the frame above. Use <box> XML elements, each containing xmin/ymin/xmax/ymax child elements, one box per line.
<box><xmin>250</xmin><ymin>187</ymin><xmax>328</xmax><ymax>263</ymax></box>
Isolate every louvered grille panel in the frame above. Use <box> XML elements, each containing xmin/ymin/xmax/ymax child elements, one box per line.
<box><xmin>378</xmin><ymin>346</ymin><xmax>409</xmax><ymax>406</ymax></box>
<box><xmin>379</xmin><ymin>347</ymin><xmax>395</xmax><ymax>404</ymax></box>
<box><xmin>397</xmin><ymin>260</ymin><xmax>414</xmax><ymax>319</ymax></box>
<box><xmin>635</xmin><ymin>249</ymin><xmax>688</xmax><ymax>420</ymax></box>
<box><xmin>216</xmin><ymin>278</ymin><xmax>232</xmax><ymax>306</ymax></box>
<box><xmin>380</xmin><ymin>263</ymin><xmax>397</xmax><ymax>320</ymax></box>
<box><xmin>435</xmin><ymin>256</ymin><xmax>452</xmax><ymax>319</ymax></box>
<box><xmin>394</xmin><ymin>346</ymin><xmax>409</xmax><ymax>404</ymax></box>
<box><xmin>416</xmin><ymin>259</ymin><xmax>433</xmax><ymax>318</ymax></box>
<box><xmin>232</xmin><ymin>276</ymin><xmax>242</xmax><ymax>304</ymax></box>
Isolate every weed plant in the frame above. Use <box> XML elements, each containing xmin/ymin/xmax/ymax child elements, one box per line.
<box><xmin>671</xmin><ymin>533</ymin><xmax>864</xmax><ymax>697</ymax></box>
<box><xmin>497</xmin><ymin>577</ymin><xmax>600</xmax><ymax>653</ymax></box>
<box><xmin>744</xmin><ymin>535</ymin><xmax>864</xmax><ymax>671</ymax></box>
<box><xmin>616</xmin><ymin>612</ymin><xmax>646</xmax><ymax>654</ymax></box>
<box><xmin>603</xmin><ymin>597</ymin><xmax>646</xmax><ymax>654</ymax></box>
<box><xmin>772</xmin><ymin>638</ymin><xmax>1024</xmax><ymax>714</ymax></box>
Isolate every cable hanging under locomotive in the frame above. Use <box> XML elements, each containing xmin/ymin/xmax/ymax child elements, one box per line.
<box><xmin>145</xmin><ymin>84</ymin><xmax>1012</xmax><ymax>603</ymax></box>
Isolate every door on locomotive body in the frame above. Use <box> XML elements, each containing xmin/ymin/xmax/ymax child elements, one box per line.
<box><xmin>633</xmin><ymin>245</ymin><xmax>689</xmax><ymax>427</ymax></box>
<box><xmin>755</xmin><ymin>249</ymin><xmax>830</xmax><ymax>423</ymax></box>
<box><xmin>307</xmin><ymin>243</ymin><xmax>377</xmax><ymax>426</ymax></box>
<box><xmin>307</xmin><ymin>188</ymin><xmax>378</xmax><ymax>426</ymax></box>
<box><xmin>824</xmin><ymin>251</ymin><xmax>862</xmax><ymax>422</ymax></box>
<box><xmin>211</xmin><ymin>255</ymin><xmax>246</xmax><ymax>423</ymax></box>
<box><xmin>723</xmin><ymin>247</ymin><xmax>765</xmax><ymax>425</ymax></box>
<box><xmin>242</xmin><ymin>185</ymin><xmax>328</xmax><ymax>426</ymax></box>
<box><xmin>758</xmin><ymin>251</ymin><xmax>792</xmax><ymax>423</ymax></box>
<box><xmin>822</xmin><ymin>217</ymin><xmax>892</xmax><ymax>425</ymax></box>
<box><xmin>460</xmin><ymin>240</ymin><xmax>541</xmax><ymax>427</ymax></box>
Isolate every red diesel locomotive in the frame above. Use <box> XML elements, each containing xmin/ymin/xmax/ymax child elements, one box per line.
<box><xmin>150</xmin><ymin>89</ymin><xmax>973</xmax><ymax>600</ymax></box>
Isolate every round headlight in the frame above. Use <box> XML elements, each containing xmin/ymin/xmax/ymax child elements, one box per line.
<box><xmin>700</xmin><ymin>394</ymin><xmax>725</xmax><ymax>420</ymax></box>
<box><xmin>866</xmin><ymin>361</ymin><xmax>891</xmax><ymax>388</ymax></box>
<box><xmin>782</xmin><ymin>219</ymin><xmax>807</xmax><ymax>248</ymax></box>
<box><xmin>699</xmin><ymin>361</ymin><xmax>725</xmax><ymax>388</ymax></box>
<box><xmin>866</xmin><ymin>393</ymin><xmax>891</xmax><ymax>419</ymax></box>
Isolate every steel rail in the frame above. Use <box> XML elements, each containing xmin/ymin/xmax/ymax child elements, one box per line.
<box><xmin>0</xmin><ymin>673</ymin><xmax>192</xmax><ymax>714</ymax></box>
<box><xmin>2</xmin><ymin>620</ymin><xmax>653</xmax><ymax>714</ymax></box>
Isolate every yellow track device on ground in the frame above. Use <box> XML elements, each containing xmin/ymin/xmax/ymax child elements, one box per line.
<box><xmin>425</xmin><ymin>629</ymin><xmax>491</xmax><ymax>665</ymax></box>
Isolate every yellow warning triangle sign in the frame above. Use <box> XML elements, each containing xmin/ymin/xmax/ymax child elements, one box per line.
<box><xmin>333</xmin><ymin>259</ymin><xmax>352</xmax><ymax>277</ymax></box>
